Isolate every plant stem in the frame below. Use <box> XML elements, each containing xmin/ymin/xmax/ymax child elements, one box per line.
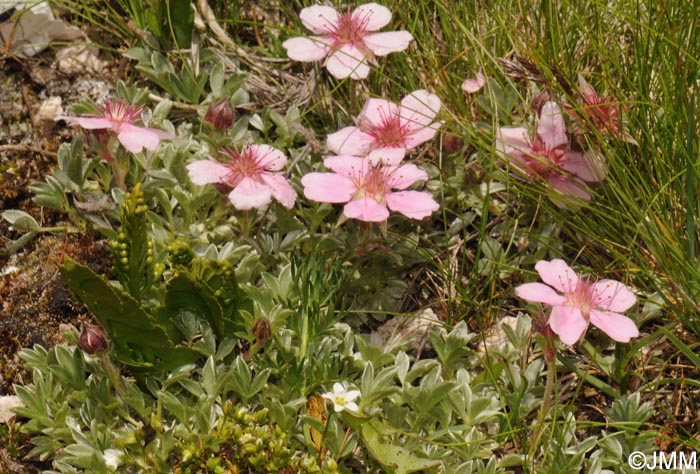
<box><xmin>99</xmin><ymin>352</ymin><xmax>125</xmax><ymax>396</ymax></box>
<box><xmin>528</xmin><ymin>357</ymin><xmax>556</xmax><ymax>469</ymax></box>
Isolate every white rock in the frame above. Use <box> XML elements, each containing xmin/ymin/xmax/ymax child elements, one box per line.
<box><xmin>376</xmin><ymin>308</ymin><xmax>445</xmax><ymax>354</ymax></box>
<box><xmin>0</xmin><ymin>1</ymin><xmax>82</xmax><ymax>57</ymax></box>
<box><xmin>1</xmin><ymin>265</ymin><xmax>20</xmax><ymax>276</ymax></box>
<box><xmin>476</xmin><ymin>316</ymin><xmax>519</xmax><ymax>354</ymax></box>
<box><xmin>56</xmin><ymin>44</ymin><xmax>104</xmax><ymax>75</ymax></box>
<box><xmin>0</xmin><ymin>395</ymin><xmax>23</xmax><ymax>423</ymax></box>
<box><xmin>34</xmin><ymin>96</ymin><xmax>63</xmax><ymax>125</ymax></box>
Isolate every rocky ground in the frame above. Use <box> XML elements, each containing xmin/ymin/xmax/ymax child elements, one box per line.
<box><xmin>0</xmin><ymin>43</ymin><xmax>116</xmax><ymax>471</ymax></box>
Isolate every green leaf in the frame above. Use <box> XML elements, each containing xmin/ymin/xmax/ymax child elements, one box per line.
<box><xmin>360</xmin><ymin>419</ymin><xmax>441</xmax><ymax>474</ymax></box>
<box><xmin>59</xmin><ymin>256</ymin><xmax>177</xmax><ymax>369</ymax></box>
<box><xmin>202</xmin><ymin>356</ymin><xmax>217</xmax><ymax>397</ymax></box>
<box><xmin>168</xmin><ymin>0</ymin><xmax>194</xmax><ymax>49</ymax></box>
<box><xmin>227</xmin><ymin>356</ymin><xmax>269</xmax><ymax>402</ymax></box>
<box><xmin>7</xmin><ymin>231</ymin><xmax>38</xmax><ymax>254</ymax></box>
<box><xmin>223</xmin><ymin>73</ymin><xmax>247</xmax><ymax>95</ymax></box>
<box><xmin>163</xmin><ymin>270</ymin><xmax>225</xmax><ymax>338</ymax></box>
<box><xmin>209</xmin><ymin>62</ymin><xmax>225</xmax><ymax>97</ymax></box>
<box><xmin>47</xmin><ymin>345</ymin><xmax>85</xmax><ymax>389</ymax></box>
<box><xmin>2</xmin><ymin>210</ymin><xmax>41</xmax><ymax>232</ymax></box>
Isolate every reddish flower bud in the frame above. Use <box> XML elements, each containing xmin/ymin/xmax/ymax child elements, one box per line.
<box><xmin>251</xmin><ymin>318</ymin><xmax>272</xmax><ymax>346</ymax></box>
<box><xmin>78</xmin><ymin>324</ymin><xmax>108</xmax><ymax>354</ymax></box>
<box><xmin>205</xmin><ymin>98</ymin><xmax>235</xmax><ymax>130</ymax></box>
<box><xmin>441</xmin><ymin>133</ymin><xmax>465</xmax><ymax>154</ymax></box>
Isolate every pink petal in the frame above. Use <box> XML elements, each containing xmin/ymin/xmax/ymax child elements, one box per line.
<box><xmin>560</xmin><ymin>150</ymin><xmax>607</xmax><ymax>182</ymax></box>
<box><xmin>344</xmin><ymin>197</ymin><xmax>390</xmax><ymax>222</ymax></box>
<box><xmin>592</xmin><ymin>280</ymin><xmax>636</xmax><ymax>312</ymax></box>
<box><xmin>577</xmin><ymin>74</ymin><xmax>597</xmax><ymax>97</ymax></box>
<box><xmin>117</xmin><ymin>124</ymin><xmax>162</xmax><ymax>153</ymax></box>
<box><xmin>537</xmin><ymin>102</ymin><xmax>568</xmax><ymax>149</ymax></box>
<box><xmin>186</xmin><ymin>160</ymin><xmax>230</xmax><ymax>185</ymax></box>
<box><xmin>500</xmin><ymin>149</ymin><xmax>531</xmax><ymax>175</ymax></box>
<box><xmin>260</xmin><ymin>173</ymin><xmax>297</xmax><ymax>208</ymax></box>
<box><xmin>367</xmin><ymin>147</ymin><xmax>405</xmax><ymax>166</ymax></box>
<box><xmin>299</xmin><ymin>5</ymin><xmax>340</xmax><ymax>34</ymax></box>
<box><xmin>56</xmin><ymin>116</ymin><xmax>113</xmax><ymax>129</ymax></box>
<box><xmin>353</xmin><ymin>3</ymin><xmax>392</xmax><ymax>31</ymax></box>
<box><xmin>147</xmin><ymin>128</ymin><xmax>177</xmax><ymax>140</ymax></box>
<box><xmin>301</xmin><ymin>172</ymin><xmax>357</xmax><ymax>203</ymax></box>
<box><xmin>496</xmin><ymin>127</ymin><xmax>530</xmax><ymax>155</ymax></box>
<box><xmin>323</xmin><ymin>155</ymin><xmax>367</xmax><ymax>177</ymax></box>
<box><xmin>386</xmin><ymin>163</ymin><xmax>428</xmax><ymax>189</ymax></box>
<box><xmin>283</xmin><ymin>36</ymin><xmax>331</xmax><ymax>62</ymax></box>
<box><xmin>548</xmin><ymin>176</ymin><xmax>592</xmax><ymax>204</ymax></box>
<box><xmin>399</xmin><ymin>90</ymin><xmax>441</xmax><ymax>129</ymax></box>
<box><xmin>363</xmin><ymin>31</ymin><xmax>414</xmax><ymax>56</ymax></box>
<box><xmin>535</xmin><ymin>259</ymin><xmax>579</xmax><ymax>293</ymax></box>
<box><xmin>515</xmin><ymin>283</ymin><xmax>567</xmax><ymax>306</ymax></box>
<box><xmin>404</xmin><ymin>122</ymin><xmax>441</xmax><ymax>149</ymax></box>
<box><xmin>325</xmin><ymin>45</ymin><xmax>370</xmax><ymax>80</ymax></box>
<box><xmin>385</xmin><ymin>191</ymin><xmax>438</xmax><ymax>219</ymax></box>
<box><xmin>228</xmin><ymin>177</ymin><xmax>272</xmax><ymax>210</ymax></box>
<box><xmin>358</xmin><ymin>98</ymin><xmax>399</xmax><ymax>129</ymax></box>
<box><xmin>461</xmin><ymin>71</ymin><xmax>485</xmax><ymax>93</ymax></box>
<box><xmin>250</xmin><ymin>144</ymin><xmax>287</xmax><ymax>171</ymax></box>
<box><xmin>589</xmin><ymin>310</ymin><xmax>639</xmax><ymax>342</ymax></box>
<box><xmin>327</xmin><ymin>126</ymin><xmax>373</xmax><ymax>155</ymax></box>
<box><xmin>548</xmin><ymin>305</ymin><xmax>588</xmax><ymax>345</ymax></box>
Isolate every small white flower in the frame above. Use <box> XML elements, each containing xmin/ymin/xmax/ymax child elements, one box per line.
<box><xmin>103</xmin><ymin>449</ymin><xmax>123</xmax><ymax>470</ymax></box>
<box><xmin>321</xmin><ymin>382</ymin><xmax>361</xmax><ymax>413</ymax></box>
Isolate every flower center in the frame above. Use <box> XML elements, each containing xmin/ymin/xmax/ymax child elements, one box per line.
<box><xmin>353</xmin><ymin>165</ymin><xmax>390</xmax><ymax>202</ymax></box>
<box><xmin>336</xmin><ymin>396</ymin><xmax>346</xmax><ymax>406</ymax></box>
<box><xmin>362</xmin><ymin>104</ymin><xmax>409</xmax><ymax>148</ymax></box>
<box><xmin>567</xmin><ymin>277</ymin><xmax>596</xmax><ymax>320</ymax></box>
<box><xmin>526</xmin><ymin>137</ymin><xmax>565</xmax><ymax>176</ymax></box>
<box><xmin>333</xmin><ymin>8</ymin><xmax>370</xmax><ymax>45</ymax></box>
<box><xmin>371</xmin><ymin>117</ymin><xmax>407</xmax><ymax>147</ymax></box>
<box><xmin>222</xmin><ymin>146</ymin><xmax>261</xmax><ymax>186</ymax></box>
<box><xmin>364</xmin><ymin>167</ymin><xmax>389</xmax><ymax>196</ymax></box>
<box><xmin>104</xmin><ymin>100</ymin><xmax>143</xmax><ymax>128</ymax></box>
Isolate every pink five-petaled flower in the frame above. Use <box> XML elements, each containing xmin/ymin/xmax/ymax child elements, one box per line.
<box><xmin>516</xmin><ymin>259</ymin><xmax>639</xmax><ymax>345</ymax></box>
<box><xmin>186</xmin><ymin>144</ymin><xmax>296</xmax><ymax>210</ymax></box>
<box><xmin>496</xmin><ymin>101</ymin><xmax>606</xmax><ymax>204</ymax></box>
<box><xmin>301</xmin><ymin>155</ymin><xmax>438</xmax><ymax>222</ymax></box>
<box><xmin>55</xmin><ymin>99</ymin><xmax>176</xmax><ymax>154</ymax></box>
<box><xmin>327</xmin><ymin>90</ymin><xmax>441</xmax><ymax>165</ymax></box>
<box><xmin>282</xmin><ymin>3</ymin><xmax>413</xmax><ymax>80</ymax></box>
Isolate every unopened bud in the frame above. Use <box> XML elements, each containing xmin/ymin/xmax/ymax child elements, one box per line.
<box><xmin>205</xmin><ymin>98</ymin><xmax>235</xmax><ymax>130</ymax></box>
<box><xmin>251</xmin><ymin>318</ymin><xmax>272</xmax><ymax>346</ymax></box>
<box><xmin>533</xmin><ymin>310</ymin><xmax>556</xmax><ymax>363</ymax></box>
<box><xmin>78</xmin><ymin>324</ymin><xmax>108</xmax><ymax>354</ymax></box>
<box><xmin>441</xmin><ymin>133</ymin><xmax>464</xmax><ymax>154</ymax></box>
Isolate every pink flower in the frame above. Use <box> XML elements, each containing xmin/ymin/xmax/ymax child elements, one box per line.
<box><xmin>186</xmin><ymin>144</ymin><xmax>296</xmax><ymax>210</ymax></box>
<box><xmin>55</xmin><ymin>99</ymin><xmax>176</xmax><ymax>154</ymax></box>
<box><xmin>282</xmin><ymin>3</ymin><xmax>413</xmax><ymax>80</ymax></box>
<box><xmin>301</xmin><ymin>155</ymin><xmax>438</xmax><ymax>222</ymax></box>
<box><xmin>574</xmin><ymin>74</ymin><xmax>622</xmax><ymax>135</ymax></box>
<box><xmin>327</xmin><ymin>90</ymin><xmax>441</xmax><ymax>165</ymax></box>
<box><xmin>516</xmin><ymin>259</ymin><xmax>639</xmax><ymax>345</ymax></box>
<box><xmin>496</xmin><ymin>101</ymin><xmax>606</xmax><ymax>203</ymax></box>
<box><xmin>461</xmin><ymin>71</ymin><xmax>485</xmax><ymax>93</ymax></box>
